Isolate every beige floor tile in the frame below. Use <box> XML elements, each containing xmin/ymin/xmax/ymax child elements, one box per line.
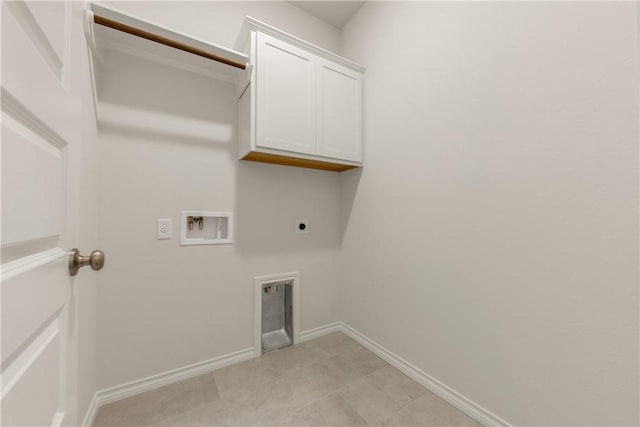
<box><xmin>212</xmin><ymin>355</ymin><xmax>282</xmax><ymax>398</ymax></box>
<box><xmin>218</xmin><ymin>352</ymin><xmax>371</xmax><ymax>426</ymax></box>
<box><xmin>301</xmin><ymin>357</ymin><xmax>355</xmax><ymax>392</ymax></box>
<box><xmin>307</xmin><ymin>331</ymin><xmax>363</xmax><ymax>357</ymax></box>
<box><xmin>255</xmin><ymin>358</ymin><xmax>349</xmax><ymax>411</ymax></box>
<box><xmin>155</xmin><ymin>399</ymin><xmax>275</xmax><ymax>427</ymax></box>
<box><xmin>270</xmin><ymin>407</ymin><xmax>327</xmax><ymax>427</ymax></box>
<box><xmin>338</xmin><ymin>376</ymin><xmax>401</xmax><ymax>424</ymax></box>
<box><xmin>378</xmin><ymin>410</ymin><xmax>423</xmax><ymax>426</ymax></box>
<box><xmin>212</xmin><ymin>380</ymin><xmax>280</xmax><ymax>425</ymax></box>
<box><xmin>367</xmin><ymin>366</ymin><xmax>427</xmax><ymax>408</ymax></box>
<box><xmin>278</xmin><ymin>393</ymin><xmax>368</xmax><ymax>426</ymax></box>
<box><xmin>402</xmin><ymin>392</ymin><xmax>483</xmax><ymax>426</ymax></box>
<box><xmin>205</xmin><ymin>362</ymin><xmax>332</xmax><ymax>426</ymax></box>
<box><xmin>217</xmin><ymin>402</ymin><xmax>273</xmax><ymax>426</ymax></box>
<box><xmin>150</xmin><ymin>402</ymin><xmax>228</xmax><ymax>427</ymax></box>
<box><xmin>262</xmin><ymin>340</ymin><xmax>330</xmax><ymax>373</ymax></box>
<box><xmin>155</xmin><ymin>397</ymin><xmax>289</xmax><ymax>427</ymax></box>
<box><xmin>94</xmin><ymin>373</ymin><xmax>221</xmax><ymax>427</ymax></box>
<box><xmin>94</xmin><ymin>333</ymin><xmax>484</xmax><ymax>427</ymax></box>
<box><xmin>325</xmin><ymin>345</ymin><xmax>389</xmax><ymax>383</ymax></box>
<box><xmin>222</xmin><ymin>391</ymin><xmax>291</xmax><ymax>425</ymax></box>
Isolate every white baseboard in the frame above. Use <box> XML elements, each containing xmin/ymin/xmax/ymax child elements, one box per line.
<box><xmin>338</xmin><ymin>322</ymin><xmax>512</xmax><ymax>427</ymax></box>
<box><xmin>299</xmin><ymin>321</ymin><xmax>342</xmax><ymax>342</ymax></box>
<box><xmin>84</xmin><ymin>346</ymin><xmax>254</xmax><ymax>425</ymax></box>
<box><xmin>83</xmin><ymin>322</ymin><xmax>338</xmax><ymax>426</ymax></box>
<box><xmin>82</xmin><ymin>392</ymin><xmax>99</xmax><ymax>427</ymax></box>
<box><xmin>82</xmin><ymin>322</ymin><xmax>509</xmax><ymax>427</ymax></box>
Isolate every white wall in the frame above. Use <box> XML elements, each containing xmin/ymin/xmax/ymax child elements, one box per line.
<box><xmin>102</xmin><ymin>1</ymin><xmax>340</xmax><ymax>53</ymax></box>
<box><xmin>95</xmin><ymin>2</ymin><xmax>342</xmax><ymax>389</ymax></box>
<box><xmin>339</xmin><ymin>2</ymin><xmax>638</xmax><ymax>425</ymax></box>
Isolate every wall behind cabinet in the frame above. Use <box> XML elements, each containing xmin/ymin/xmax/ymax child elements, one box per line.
<box><xmin>95</xmin><ymin>2</ymin><xmax>343</xmax><ymax>390</ymax></box>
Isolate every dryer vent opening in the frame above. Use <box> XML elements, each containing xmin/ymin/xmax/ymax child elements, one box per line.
<box><xmin>261</xmin><ymin>280</ymin><xmax>293</xmax><ymax>353</ymax></box>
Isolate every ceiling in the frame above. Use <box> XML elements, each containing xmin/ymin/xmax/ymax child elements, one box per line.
<box><xmin>288</xmin><ymin>1</ymin><xmax>366</xmax><ymax>29</ymax></box>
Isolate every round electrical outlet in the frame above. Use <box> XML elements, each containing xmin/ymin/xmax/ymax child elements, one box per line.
<box><xmin>296</xmin><ymin>219</ymin><xmax>309</xmax><ymax>234</ymax></box>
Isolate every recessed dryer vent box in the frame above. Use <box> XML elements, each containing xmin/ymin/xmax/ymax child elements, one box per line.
<box><xmin>180</xmin><ymin>211</ymin><xmax>233</xmax><ymax>246</ymax></box>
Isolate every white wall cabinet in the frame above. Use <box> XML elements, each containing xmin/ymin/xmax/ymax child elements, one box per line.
<box><xmin>236</xmin><ymin>18</ymin><xmax>365</xmax><ymax>172</ymax></box>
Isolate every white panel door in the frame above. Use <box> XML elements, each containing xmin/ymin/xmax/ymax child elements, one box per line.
<box><xmin>256</xmin><ymin>32</ymin><xmax>316</xmax><ymax>155</ymax></box>
<box><xmin>1</xmin><ymin>1</ymin><xmax>85</xmax><ymax>425</ymax></box>
<box><xmin>316</xmin><ymin>58</ymin><xmax>362</xmax><ymax>162</ymax></box>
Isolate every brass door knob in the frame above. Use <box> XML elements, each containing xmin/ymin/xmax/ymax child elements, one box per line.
<box><xmin>69</xmin><ymin>248</ymin><xmax>105</xmax><ymax>276</ymax></box>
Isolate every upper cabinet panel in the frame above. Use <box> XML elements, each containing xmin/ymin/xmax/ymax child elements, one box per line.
<box><xmin>316</xmin><ymin>58</ymin><xmax>362</xmax><ymax>162</ymax></box>
<box><xmin>236</xmin><ymin>17</ymin><xmax>365</xmax><ymax>172</ymax></box>
<box><xmin>256</xmin><ymin>32</ymin><xmax>316</xmax><ymax>155</ymax></box>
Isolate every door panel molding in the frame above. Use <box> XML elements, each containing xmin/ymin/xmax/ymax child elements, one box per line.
<box><xmin>1</xmin><ymin>318</ymin><xmax>65</xmax><ymax>427</ymax></box>
<box><xmin>1</xmin><ymin>88</ymin><xmax>68</xmax><ymax>150</ymax></box>
<box><xmin>4</xmin><ymin>1</ymin><xmax>64</xmax><ymax>82</ymax></box>
<box><xmin>1</xmin><ymin>318</ymin><xmax>60</xmax><ymax>399</ymax></box>
<box><xmin>1</xmin><ymin>251</ymin><xmax>68</xmax><ymax>363</ymax></box>
<box><xmin>0</xmin><ymin>247</ymin><xmax>66</xmax><ymax>282</ymax></box>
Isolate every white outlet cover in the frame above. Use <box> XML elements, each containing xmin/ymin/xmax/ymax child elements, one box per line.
<box><xmin>296</xmin><ymin>219</ymin><xmax>309</xmax><ymax>234</ymax></box>
<box><xmin>157</xmin><ymin>218</ymin><xmax>172</xmax><ymax>239</ymax></box>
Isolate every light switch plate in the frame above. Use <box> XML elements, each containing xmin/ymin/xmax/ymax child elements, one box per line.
<box><xmin>157</xmin><ymin>218</ymin><xmax>172</xmax><ymax>239</ymax></box>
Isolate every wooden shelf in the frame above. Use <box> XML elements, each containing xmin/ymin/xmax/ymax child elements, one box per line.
<box><xmin>84</xmin><ymin>3</ymin><xmax>249</xmax><ymax>84</ymax></box>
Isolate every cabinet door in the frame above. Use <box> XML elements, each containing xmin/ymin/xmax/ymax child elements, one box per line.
<box><xmin>316</xmin><ymin>58</ymin><xmax>363</xmax><ymax>162</ymax></box>
<box><xmin>256</xmin><ymin>32</ymin><xmax>316</xmax><ymax>155</ymax></box>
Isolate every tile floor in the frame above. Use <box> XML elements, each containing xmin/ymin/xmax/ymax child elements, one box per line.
<box><xmin>94</xmin><ymin>332</ymin><xmax>481</xmax><ymax>426</ymax></box>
